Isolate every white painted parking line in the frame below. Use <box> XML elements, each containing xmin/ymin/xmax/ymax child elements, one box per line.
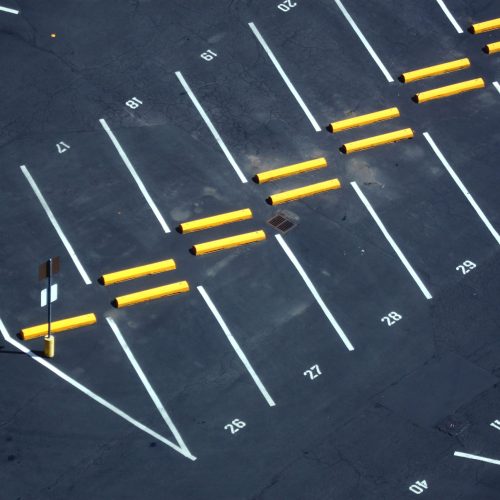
<box><xmin>106</xmin><ymin>317</ymin><xmax>193</xmax><ymax>457</ymax></box>
<box><xmin>423</xmin><ymin>132</ymin><xmax>500</xmax><ymax>245</ymax></box>
<box><xmin>454</xmin><ymin>451</ymin><xmax>500</xmax><ymax>466</ymax></box>
<box><xmin>99</xmin><ymin>118</ymin><xmax>171</xmax><ymax>233</ymax></box>
<box><xmin>20</xmin><ymin>165</ymin><xmax>92</xmax><ymax>285</ymax></box>
<box><xmin>0</xmin><ymin>5</ymin><xmax>19</xmax><ymax>14</ymax></box>
<box><xmin>493</xmin><ymin>81</ymin><xmax>500</xmax><ymax>95</ymax></box>
<box><xmin>351</xmin><ymin>182</ymin><xmax>433</xmax><ymax>300</ymax></box>
<box><xmin>248</xmin><ymin>22</ymin><xmax>322</xmax><ymax>132</ymax></box>
<box><xmin>275</xmin><ymin>234</ymin><xmax>355</xmax><ymax>351</ymax></box>
<box><xmin>197</xmin><ymin>286</ymin><xmax>276</xmax><ymax>407</ymax></box>
<box><xmin>0</xmin><ymin>316</ymin><xmax>196</xmax><ymax>461</ymax></box>
<box><xmin>435</xmin><ymin>0</ymin><xmax>463</xmax><ymax>34</ymax></box>
<box><xmin>175</xmin><ymin>71</ymin><xmax>248</xmax><ymax>183</ymax></box>
<box><xmin>332</xmin><ymin>0</ymin><xmax>394</xmax><ymax>83</ymax></box>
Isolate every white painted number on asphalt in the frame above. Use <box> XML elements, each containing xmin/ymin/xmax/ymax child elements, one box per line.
<box><xmin>56</xmin><ymin>141</ymin><xmax>70</xmax><ymax>154</ymax></box>
<box><xmin>304</xmin><ymin>364</ymin><xmax>322</xmax><ymax>380</ymax></box>
<box><xmin>381</xmin><ymin>311</ymin><xmax>402</xmax><ymax>327</ymax></box>
<box><xmin>224</xmin><ymin>419</ymin><xmax>246</xmax><ymax>435</ymax></box>
<box><xmin>277</xmin><ymin>0</ymin><xmax>297</xmax><ymax>12</ymax></box>
<box><xmin>125</xmin><ymin>97</ymin><xmax>143</xmax><ymax>109</ymax></box>
<box><xmin>409</xmin><ymin>480</ymin><xmax>428</xmax><ymax>495</ymax></box>
<box><xmin>456</xmin><ymin>260</ymin><xmax>476</xmax><ymax>275</ymax></box>
<box><xmin>200</xmin><ymin>49</ymin><xmax>217</xmax><ymax>61</ymax></box>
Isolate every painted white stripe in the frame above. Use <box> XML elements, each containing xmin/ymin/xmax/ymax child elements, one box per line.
<box><xmin>493</xmin><ymin>81</ymin><xmax>500</xmax><ymax>95</ymax></box>
<box><xmin>351</xmin><ymin>181</ymin><xmax>432</xmax><ymax>300</ymax></box>
<box><xmin>175</xmin><ymin>71</ymin><xmax>248</xmax><ymax>183</ymax></box>
<box><xmin>197</xmin><ymin>286</ymin><xmax>276</xmax><ymax>406</ymax></box>
<box><xmin>435</xmin><ymin>0</ymin><xmax>463</xmax><ymax>33</ymax></box>
<box><xmin>0</xmin><ymin>316</ymin><xmax>195</xmax><ymax>461</ymax></box>
<box><xmin>99</xmin><ymin>118</ymin><xmax>171</xmax><ymax>233</ymax></box>
<box><xmin>0</xmin><ymin>5</ymin><xmax>19</xmax><ymax>14</ymax></box>
<box><xmin>333</xmin><ymin>0</ymin><xmax>394</xmax><ymax>83</ymax></box>
<box><xmin>106</xmin><ymin>317</ymin><xmax>192</xmax><ymax>456</ymax></box>
<box><xmin>275</xmin><ymin>234</ymin><xmax>355</xmax><ymax>351</ymax></box>
<box><xmin>20</xmin><ymin>165</ymin><xmax>92</xmax><ymax>285</ymax></box>
<box><xmin>248</xmin><ymin>22</ymin><xmax>322</xmax><ymax>131</ymax></box>
<box><xmin>454</xmin><ymin>451</ymin><xmax>500</xmax><ymax>466</ymax></box>
<box><xmin>423</xmin><ymin>132</ymin><xmax>500</xmax><ymax>245</ymax></box>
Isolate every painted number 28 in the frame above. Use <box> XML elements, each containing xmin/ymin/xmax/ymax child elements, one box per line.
<box><xmin>277</xmin><ymin>0</ymin><xmax>297</xmax><ymax>12</ymax></box>
<box><xmin>456</xmin><ymin>260</ymin><xmax>476</xmax><ymax>275</ymax></box>
<box><xmin>381</xmin><ymin>312</ymin><xmax>402</xmax><ymax>326</ymax></box>
<box><xmin>224</xmin><ymin>419</ymin><xmax>246</xmax><ymax>435</ymax></box>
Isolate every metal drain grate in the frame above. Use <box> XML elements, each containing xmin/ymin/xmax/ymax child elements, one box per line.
<box><xmin>267</xmin><ymin>213</ymin><xmax>297</xmax><ymax>234</ymax></box>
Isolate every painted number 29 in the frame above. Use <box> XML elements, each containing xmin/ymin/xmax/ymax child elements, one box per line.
<box><xmin>381</xmin><ymin>312</ymin><xmax>402</xmax><ymax>326</ymax></box>
<box><xmin>125</xmin><ymin>97</ymin><xmax>143</xmax><ymax>109</ymax></box>
<box><xmin>224</xmin><ymin>419</ymin><xmax>246</xmax><ymax>434</ymax></box>
<box><xmin>201</xmin><ymin>49</ymin><xmax>217</xmax><ymax>61</ymax></box>
<box><xmin>456</xmin><ymin>260</ymin><xmax>476</xmax><ymax>275</ymax></box>
<box><xmin>277</xmin><ymin>0</ymin><xmax>297</xmax><ymax>12</ymax></box>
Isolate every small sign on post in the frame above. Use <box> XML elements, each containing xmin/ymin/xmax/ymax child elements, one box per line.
<box><xmin>39</xmin><ymin>257</ymin><xmax>60</xmax><ymax>358</ymax></box>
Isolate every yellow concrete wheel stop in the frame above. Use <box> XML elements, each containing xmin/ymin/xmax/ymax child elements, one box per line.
<box><xmin>329</xmin><ymin>107</ymin><xmax>400</xmax><ymax>133</ymax></box>
<box><xmin>267</xmin><ymin>179</ymin><xmax>341</xmax><ymax>205</ymax></box>
<box><xmin>254</xmin><ymin>157</ymin><xmax>327</xmax><ymax>183</ymax></box>
<box><xmin>192</xmin><ymin>230</ymin><xmax>266</xmax><ymax>255</ymax></box>
<box><xmin>114</xmin><ymin>281</ymin><xmax>190</xmax><ymax>308</ymax></box>
<box><xmin>179</xmin><ymin>209</ymin><xmax>253</xmax><ymax>233</ymax></box>
<box><xmin>21</xmin><ymin>313</ymin><xmax>97</xmax><ymax>340</ymax></box>
<box><xmin>400</xmin><ymin>58</ymin><xmax>470</xmax><ymax>83</ymax></box>
<box><xmin>101</xmin><ymin>259</ymin><xmax>176</xmax><ymax>286</ymax></box>
<box><xmin>413</xmin><ymin>78</ymin><xmax>485</xmax><ymax>103</ymax></box>
<box><xmin>341</xmin><ymin>128</ymin><xmax>413</xmax><ymax>154</ymax></box>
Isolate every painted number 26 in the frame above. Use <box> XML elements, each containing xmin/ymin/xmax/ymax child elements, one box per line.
<box><xmin>381</xmin><ymin>312</ymin><xmax>402</xmax><ymax>326</ymax></box>
<box><xmin>224</xmin><ymin>419</ymin><xmax>246</xmax><ymax>435</ymax></box>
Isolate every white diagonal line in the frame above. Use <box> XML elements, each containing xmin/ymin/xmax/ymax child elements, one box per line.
<box><xmin>333</xmin><ymin>0</ymin><xmax>394</xmax><ymax>82</ymax></box>
<box><xmin>454</xmin><ymin>451</ymin><xmax>500</xmax><ymax>466</ymax></box>
<box><xmin>106</xmin><ymin>316</ymin><xmax>192</xmax><ymax>455</ymax></box>
<box><xmin>20</xmin><ymin>165</ymin><xmax>92</xmax><ymax>285</ymax></box>
<box><xmin>175</xmin><ymin>71</ymin><xmax>248</xmax><ymax>183</ymax></box>
<box><xmin>351</xmin><ymin>182</ymin><xmax>432</xmax><ymax>300</ymax></box>
<box><xmin>197</xmin><ymin>286</ymin><xmax>276</xmax><ymax>406</ymax></box>
<box><xmin>275</xmin><ymin>234</ymin><xmax>355</xmax><ymax>351</ymax></box>
<box><xmin>423</xmin><ymin>132</ymin><xmax>500</xmax><ymax>245</ymax></box>
<box><xmin>493</xmin><ymin>82</ymin><xmax>500</xmax><ymax>95</ymax></box>
<box><xmin>0</xmin><ymin>316</ymin><xmax>195</xmax><ymax>461</ymax></box>
<box><xmin>99</xmin><ymin>118</ymin><xmax>171</xmax><ymax>233</ymax></box>
<box><xmin>0</xmin><ymin>6</ymin><xmax>19</xmax><ymax>14</ymax></box>
<box><xmin>248</xmin><ymin>22</ymin><xmax>322</xmax><ymax>131</ymax></box>
<box><xmin>435</xmin><ymin>0</ymin><xmax>463</xmax><ymax>33</ymax></box>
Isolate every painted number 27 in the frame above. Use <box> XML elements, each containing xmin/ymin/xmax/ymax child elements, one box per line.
<box><xmin>456</xmin><ymin>260</ymin><xmax>476</xmax><ymax>275</ymax></box>
<box><xmin>304</xmin><ymin>364</ymin><xmax>322</xmax><ymax>380</ymax></box>
<box><xmin>277</xmin><ymin>0</ymin><xmax>297</xmax><ymax>12</ymax></box>
<box><xmin>381</xmin><ymin>312</ymin><xmax>402</xmax><ymax>326</ymax></box>
<box><xmin>224</xmin><ymin>419</ymin><xmax>246</xmax><ymax>435</ymax></box>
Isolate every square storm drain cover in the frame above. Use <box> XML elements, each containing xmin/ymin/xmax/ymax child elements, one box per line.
<box><xmin>267</xmin><ymin>212</ymin><xmax>297</xmax><ymax>233</ymax></box>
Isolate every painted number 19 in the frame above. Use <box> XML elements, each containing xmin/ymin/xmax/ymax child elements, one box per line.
<box><xmin>201</xmin><ymin>49</ymin><xmax>217</xmax><ymax>61</ymax></box>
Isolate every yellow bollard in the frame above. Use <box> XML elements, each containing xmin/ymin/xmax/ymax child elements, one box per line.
<box><xmin>44</xmin><ymin>335</ymin><xmax>55</xmax><ymax>358</ymax></box>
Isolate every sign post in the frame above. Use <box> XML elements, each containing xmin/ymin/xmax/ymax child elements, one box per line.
<box><xmin>39</xmin><ymin>257</ymin><xmax>60</xmax><ymax>358</ymax></box>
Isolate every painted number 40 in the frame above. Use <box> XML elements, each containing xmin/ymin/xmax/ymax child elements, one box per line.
<box><xmin>277</xmin><ymin>0</ymin><xmax>297</xmax><ymax>12</ymax></box>
<box><xmin>409</xmin><ymin>480</ymin><xmax>428</xmax><ymax>495</ymax></box>
<box><xmin>456</xmin><ymin>260</ymin><xmax>476</xmax><ymax>275</ymax></box>
<box><xmin>224</xmin><ymin>419</ymin><xmax>246</xmax><ymax>435</ymax></box>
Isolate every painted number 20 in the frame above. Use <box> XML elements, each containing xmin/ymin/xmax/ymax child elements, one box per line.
<box><xmin>224</xmin><ymin>419</ymin><xmax>246</xmax><ymax>434</ymax></box>
<box><xmin>456</xmin><ymin>260</ymin><xmax>476</xmax><ymax>275</ymax></box>
<box><xmin>381</xmin><ymin>312</ymin><xmax>402</xmax><ymax>326</ymax></box>
<box><xmin>277</xmin><ymin>0</ymin><xmax>297</xmax><ymax>12</ymax></box>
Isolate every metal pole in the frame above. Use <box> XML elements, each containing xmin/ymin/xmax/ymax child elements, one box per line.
<box><xmin>47</xmin><ymin>258</ymin><xmax>52</xmax><ymax>339</ymax></box>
